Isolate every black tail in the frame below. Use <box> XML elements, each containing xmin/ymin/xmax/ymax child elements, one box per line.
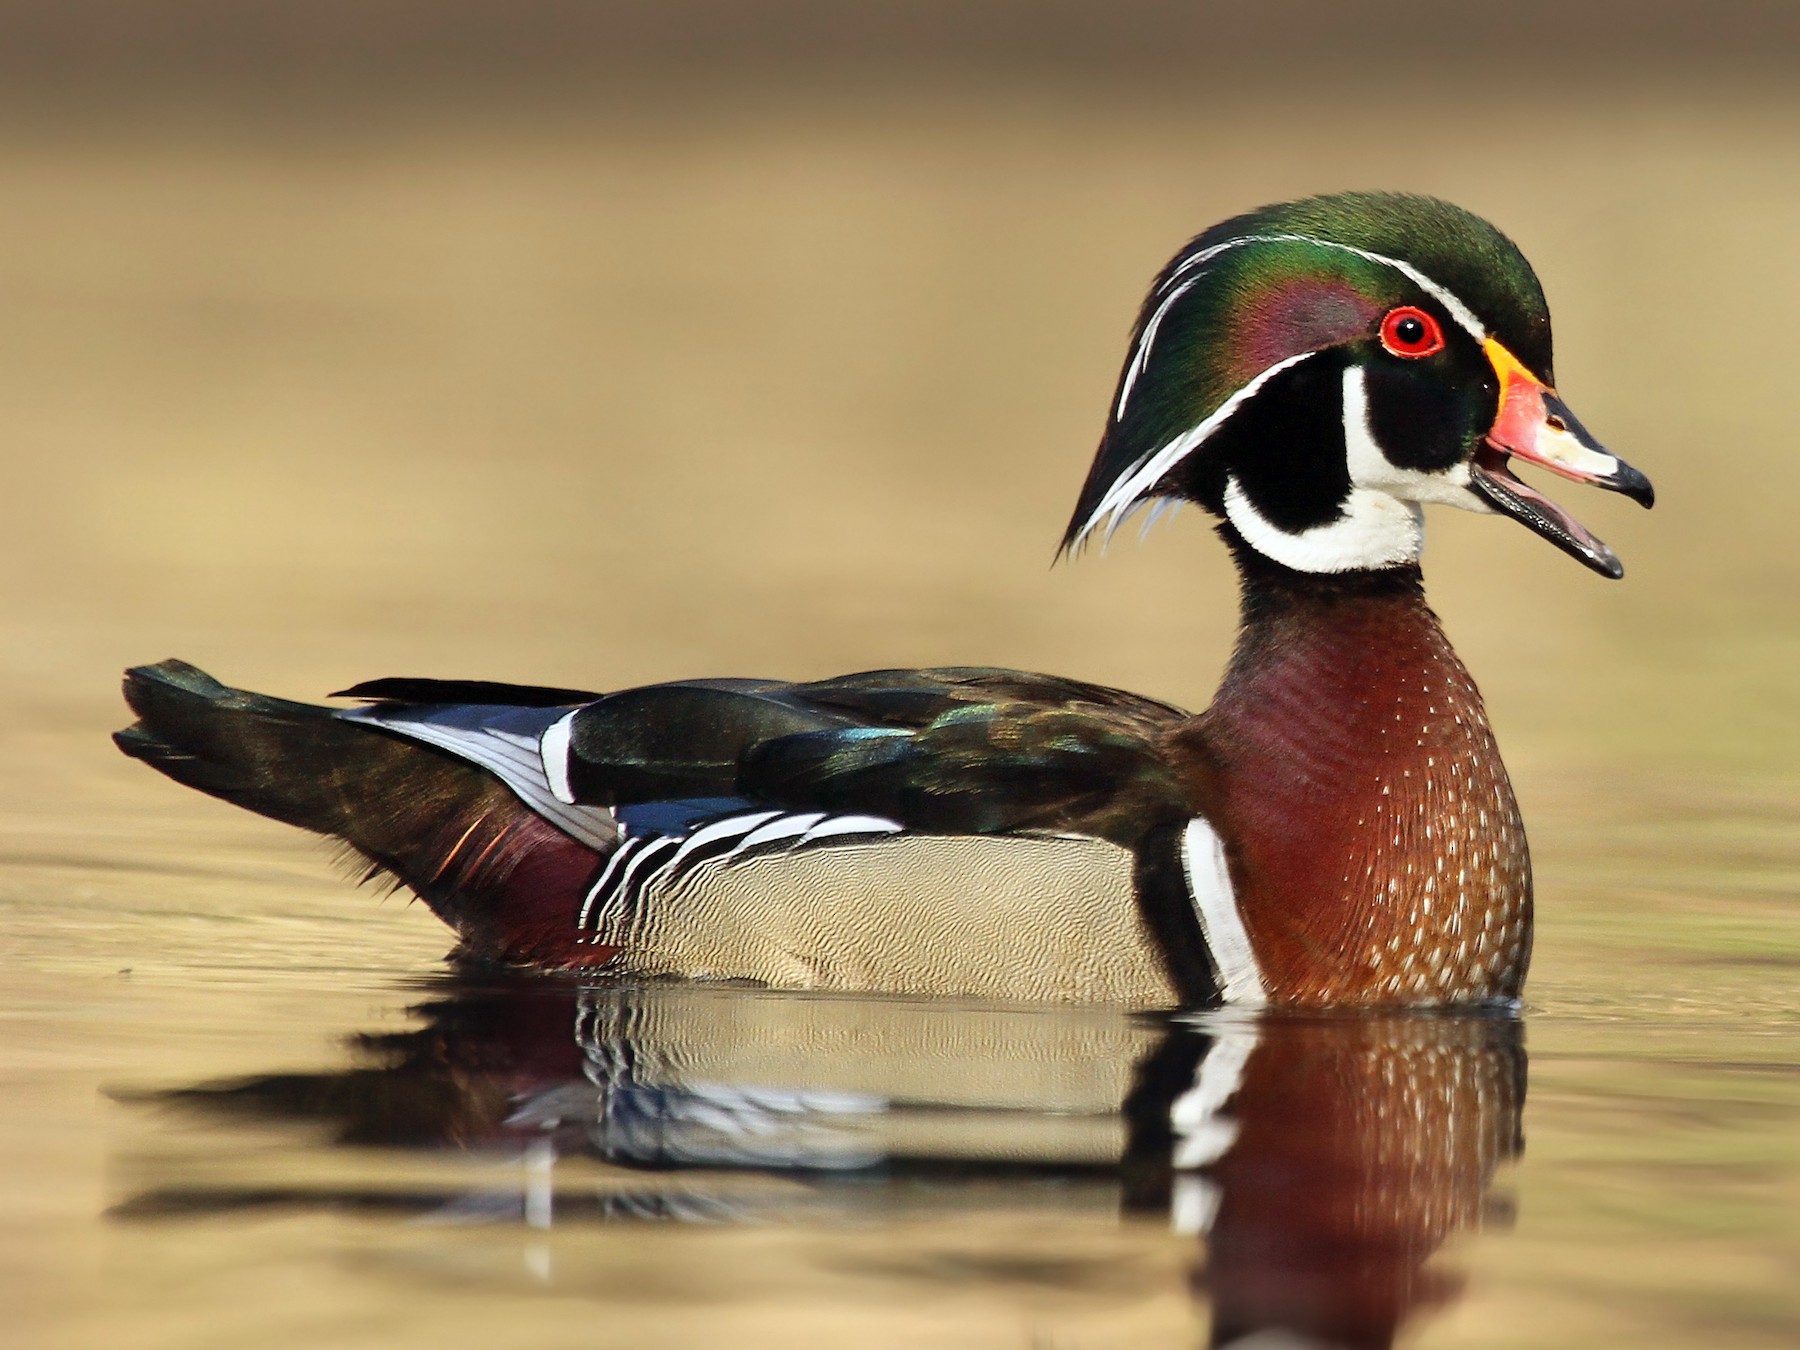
<box><xmin>116</xmin><ymin>659</ymin><xmax>477</xmax><ymax>847</ymax></box>
<box><xmin>116</xmin><ymin>661</ymin><xmax>605</xmax><ymax>962</ymax></box>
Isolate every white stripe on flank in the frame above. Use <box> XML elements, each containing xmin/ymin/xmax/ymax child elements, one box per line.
<box><xmin>578</xmin><ymin>808</ymin><xmax>908</xmax><ymax>940</ymax></box>
<box><xmin>1159</xmin><ymin>1015</ymin><xmax>1260</xmax><ymax>1238</ymax></box>
<box><xmin>1165</xmin><ymin>1014</ymin><xmax>1261</xmax><ymax>1235</ymax></box>
<box><xmin>666</xmin><ymin>811</ymin><xmax>783</xmax><ymax>872</ymax></box>
<box><xmin>1169</xmin><ymin>1022</ymin><xmax>1259</xmax><ymax>1168</ymax></box>
<box><xmin>797</xmin><ymin>814</ymin><xmax>904</xmax><ymax>844</ymax></box>
<box><xmin>1179</xmin><ymin>817</ymin><xmax>1267</xmax><ymax>1006</ymax></box>
<box><xmin>727</xmin><ymin>813</ymin><xmax>827</xmax><ymax>859</ymax></box>
<box><xmin>541</xmin><ymin>710</ymin><xmax>580</xmax><ymax>804</ymax></box>
<box><xmin>578</xmin><ymin>839</ymin><xmax>639</xmax><ymax>931</ymax></box>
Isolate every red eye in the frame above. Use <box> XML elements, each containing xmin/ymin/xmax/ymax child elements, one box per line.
<box><xmin>1379</xmin><ymin>306</ymin><xmax>1446</xmax><ymax>358</ymax></box>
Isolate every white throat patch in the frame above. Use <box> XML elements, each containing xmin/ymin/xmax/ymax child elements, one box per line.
<box><xmin>1222</xmin><ymin>365</ymin><xmax>1481</xmax><ymax>574</ymax></box>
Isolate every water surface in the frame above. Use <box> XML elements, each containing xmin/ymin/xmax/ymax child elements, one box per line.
<box><xmin>3</xmin><ymin>767</ymin><xmax>1793</xmax><ymax>1350</ymax></box>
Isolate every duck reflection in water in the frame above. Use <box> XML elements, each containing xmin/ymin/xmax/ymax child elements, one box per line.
<box><xmin>1124</xmin><ymin>1012</ymin><xmax>1523</xmax><ymax>1347</ymax></box>
<box><xmin>118</xmin><ymin>980</ymin><xmax>1524</xmax><ymax>1348</ymax></box>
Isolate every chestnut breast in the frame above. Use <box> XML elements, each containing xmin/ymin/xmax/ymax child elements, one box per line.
<box><xmin>1174</xmin><ymin>572</ymin><xmax>1531</xmax><ymax>1005</ymax></box>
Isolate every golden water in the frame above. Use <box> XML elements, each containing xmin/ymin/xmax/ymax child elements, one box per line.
<box><xmin>3</xmin><ymin>34</ymin><xmax>1798</xmax><ymax>1348</ymax></box>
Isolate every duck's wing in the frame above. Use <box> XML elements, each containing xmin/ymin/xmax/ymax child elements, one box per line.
<box><xmin>535</xmin><ymin>666</ymin><xmax>1192</xmax><ymax>844</ymax></box>
<box><xmin>744</xmin><ymin>669</ymin><xmax>1191</xmax><ymax>843</ymax></box>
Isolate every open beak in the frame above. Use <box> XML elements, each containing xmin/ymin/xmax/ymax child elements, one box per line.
<box><xmin>1469</xmin><ymin>339</ymin><xmax>1654</xmax><ymax>578</ymax></box>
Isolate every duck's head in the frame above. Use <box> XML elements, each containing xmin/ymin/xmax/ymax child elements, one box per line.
<box><xmin>1063</xmin><ymin>192</ymin><xmax>1653</xmax><ymax>577</ymax></box>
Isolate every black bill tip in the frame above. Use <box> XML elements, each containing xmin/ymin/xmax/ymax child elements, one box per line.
<box><xmin>1609</xmin><ymin>461</ymin><xmax>1656</xmax><ymax>510</ymax></box>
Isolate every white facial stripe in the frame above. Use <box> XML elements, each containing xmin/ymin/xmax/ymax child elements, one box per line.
<box><xmin>1165</xmin><ymin>233</ymin><xmax>1489</xmax><ymax>340</ymax></box>
<box><xmin>1342</xmin><ymin>365</ymin><xmax>1482</xmax><ymax>510</ymax></box>
<box><xmin>1114</xmin><ymin>272</ymin><xmax>1206</xmax><ymax>420</ymax></box>
<box><xmin>1290</xmin><ymin>234</ymin><xmax>1488</xmax><ymax>343</ymax></box>
<box><xmin>1073</xmin><ymin>351</ymin><xmax>1316</xmax><ymax>553</ymax></box>
<box><xmin>1113</xmin><ymin>232</ymin><xmax>1488</xmax><ymax>422</ymax></box>
<box><xmin>1114</xmin><ymin>237</ymin><xmax>1262</xmax><ymax>422</ymax></box>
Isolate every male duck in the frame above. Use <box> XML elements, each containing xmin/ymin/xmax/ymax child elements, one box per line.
<box><xmin>117</xmin><ymin>192</ymin><xmax>1651</xmax><ymax>1008</ymax></box>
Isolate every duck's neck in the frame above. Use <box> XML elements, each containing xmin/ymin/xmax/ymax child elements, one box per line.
<box><xmin>1184</xmin><ymin>539</ymin><xmax>1532</xmax><ymax>1005</ymax></box>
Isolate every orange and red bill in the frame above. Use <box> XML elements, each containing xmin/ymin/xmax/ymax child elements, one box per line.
<box><xmin>1470</xmin><ymin>339</ymin><xmax>1654</xmax><ymax>578</ymax></box>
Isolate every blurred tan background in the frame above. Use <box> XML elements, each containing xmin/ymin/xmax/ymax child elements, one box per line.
<box><xmin>0</xmin><ymin>0</ymin><xmax>1795</xmax><ymax>847</ymax></box>
<box><xmin>1</xmin><ymin>10</ymin><xmax>1797</xmax><ymax>1349</ymax></box>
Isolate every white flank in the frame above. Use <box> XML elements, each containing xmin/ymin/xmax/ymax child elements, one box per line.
<box><xmin>540</xmin><ymin>710</ymin><xmax>580</xmax><ymax>804</ymax></box>
<box><xmin>1179</xmin><ymin>817</ymin><xmax>1267</xmax><ymax>1006</ymax></box>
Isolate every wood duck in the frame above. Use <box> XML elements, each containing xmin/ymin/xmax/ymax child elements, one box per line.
<box><xmin>116</xmin><ymin>192</ymin><xmax>1652</xmax><ymax>1009</ymax></box>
